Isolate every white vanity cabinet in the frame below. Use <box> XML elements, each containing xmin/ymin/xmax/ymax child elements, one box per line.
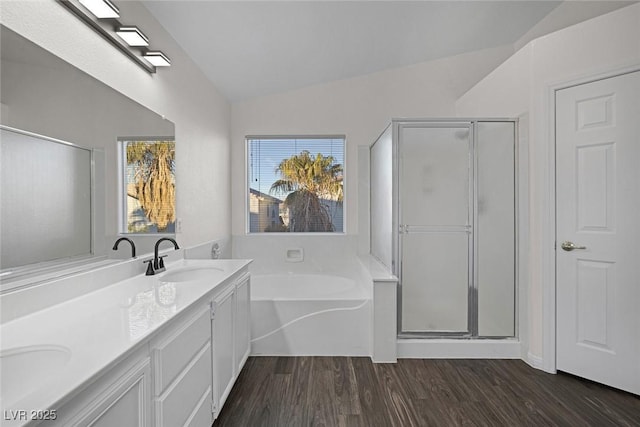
<box><xmin>53</xmin><ymin>349</ymin><xmax>152</xmax><ymax>427</ymax></box>
<box><xmin>10</xmin><ymin>262</ymin><xmax>251</xmax><ymax>427</ymax></box>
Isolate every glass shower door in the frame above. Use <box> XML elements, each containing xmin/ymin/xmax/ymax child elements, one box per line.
<box><xmin>399</xmin><ymin>124</ymin><xmax>472</xmax><ymax>334</ymax></box>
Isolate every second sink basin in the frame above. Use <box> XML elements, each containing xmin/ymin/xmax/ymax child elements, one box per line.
<box><xmin>0</xmin><ymin>345</ymin><xmax>71</xmax><ymax>406</ymax></box>
<box><xmin>160</xmin><ymin>267</ymin><xmax>224</xmax><ymax>283</ymax></box>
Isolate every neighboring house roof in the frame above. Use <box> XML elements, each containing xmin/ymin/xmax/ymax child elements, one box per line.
<box><xmin>250</xmin><ymin>188</ymin><xmax>282</xmax><ymax>203</ymax></box>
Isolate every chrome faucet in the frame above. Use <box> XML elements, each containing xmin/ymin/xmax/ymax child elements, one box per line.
<box><xmin>112</xmin><ymin>237</ymin><xmax>136</xmax><ymax>258</ymax></box>
<box><xmin>144</xmin><ymin>237</ymin><xmax>180</xmax><ymax>276</ymax></box>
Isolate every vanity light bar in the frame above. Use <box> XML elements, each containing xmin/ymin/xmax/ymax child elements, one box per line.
<box><xmin>78</xmin><ymin>0</ymin><xmax>119</xmax><ymax>19</ymax></box>
<box><xmin>116</xmin><ymin>26</ymin><xmax>149</xmax><ymax>47</ymax></box>
<box><xmin>144</xmin><ymin>51</ymin><xmax>171</xmax><ymax>67</ymax></box>
<box><xmin>59</xmin><ymin>0</ymin><xmax>172</xmax><ymax>72</ymax></box>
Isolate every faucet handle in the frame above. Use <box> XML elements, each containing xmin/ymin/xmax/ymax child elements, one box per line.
<box><xmin>143</xmin><ymin>259</ymin><xmax>155</xmax><ymax>276</ymax></box>
<box><xmin>158</xmin><ymin>255</ymin><xmax>168</xmax><ymax>269</ymax></box>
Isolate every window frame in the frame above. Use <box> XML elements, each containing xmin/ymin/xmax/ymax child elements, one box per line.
<box><xmin>245</xmin><ymin>135</ymin><xmax>347</xmax><ymax>235</ymax></box>
<box><xmin>118</xmin><ymin>137</ymin><xmax>176</xmax><ymax>236</ymax></box>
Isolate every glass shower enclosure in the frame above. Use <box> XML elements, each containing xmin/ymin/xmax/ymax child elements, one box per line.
<box><xmin>370</xmin><ymin>119</ymin><xmax>517</xmax><ymax>338</ymax></box>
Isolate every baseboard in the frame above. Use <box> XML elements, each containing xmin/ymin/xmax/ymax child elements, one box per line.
<box><xmin>397</xmin><ymin>338</ymin><xmax>521</xmax><ymax>359</ymax></box>
<box><xmin>526</xmin><ymin>351</ymin><xmax>544</xmax><ymax>369</ymax></box>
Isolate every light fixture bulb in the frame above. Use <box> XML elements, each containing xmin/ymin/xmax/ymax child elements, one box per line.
<box><xmin>144</xmin><ymin>51</ymin><xmax>171</xmax><ymax>67</ymax></box>
<box><xmin>78</xmin><ymin>0</ymin><xmax>119</xmax><ymax>19</ymax></box>
<box><xmin>116</xmin><ymin>27</ymin><xmax>149</xmax><ymax>47</ymax></box>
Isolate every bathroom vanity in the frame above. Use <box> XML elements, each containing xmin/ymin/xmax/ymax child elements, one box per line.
<box><xmin>0</xmin><ymin>259</ymin><xmax>251</xmax><ymax>427</ymax></box>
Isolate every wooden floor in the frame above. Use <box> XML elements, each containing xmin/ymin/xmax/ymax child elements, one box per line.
<box><xmin>213</xmin><ymin>357</ymin><xmax>640</xmax><ymax>427</ymax></box>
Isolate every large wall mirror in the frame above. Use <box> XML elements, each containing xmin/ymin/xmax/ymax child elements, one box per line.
<box><xmin>1</xmin><ymin>126</ymin><xmax>94</xmax><ymax>270</ymax></box>
<box><xmin>0</xmin><ymin>25</ymin><xmax>175</xmax><ymax>285</ymax></box>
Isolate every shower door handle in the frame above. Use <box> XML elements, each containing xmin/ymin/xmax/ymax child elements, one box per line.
<box><xmin>561</xmin><ymin>241</ymin><xmax>587</xmax><ymax>251</ymax></box>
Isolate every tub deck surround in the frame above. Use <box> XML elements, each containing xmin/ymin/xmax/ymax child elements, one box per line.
<box><xmin>356</xmin><ymin>254</ymin><xmax>397</xmax><ymax>283</ymax></box>
<box><xmin>0</xmin><ymin>258</ymin><xmax>251</xmax><ymax>425</ymax></box>
<box><xmin>251</xmin><ymin>274</ymin><xmax>367</xmax><ymax>300</ymax></box>
<box><xmin>356</xmin><ymin>254</ymin><xmax>399</xmax><ymax>363</ymax></box>
<box><xmin>233</xmin><ymin>235</ymin><xmax>400</xmax><ymax>360</ymax></box>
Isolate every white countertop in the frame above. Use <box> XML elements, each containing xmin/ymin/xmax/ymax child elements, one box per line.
<box><xmin>0</xmin><ymin>259</ymin><xmax>250</xmax><ymax>425</ymax></box>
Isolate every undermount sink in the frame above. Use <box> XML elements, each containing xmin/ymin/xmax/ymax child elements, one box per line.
<box><xmin>0</xmin><ymin>345</ymin><xmax>71</xmax><ymax>405</ymax></box>
<box><xmin>160</xmin><ymin>267</ymin><xmax>224</xmax><ymax>283</ymax></box>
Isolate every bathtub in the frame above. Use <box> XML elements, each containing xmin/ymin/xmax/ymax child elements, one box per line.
<box><xmin>250</xmin><ymin>273</ymin><xmax>371</xmax><ymax>356</ymax></box>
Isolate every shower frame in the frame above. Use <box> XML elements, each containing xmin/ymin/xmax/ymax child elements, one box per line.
<box><xmin>388</xmin><ymin>118</ymin><xmax>519</xmax><ymax>339</ymax></box>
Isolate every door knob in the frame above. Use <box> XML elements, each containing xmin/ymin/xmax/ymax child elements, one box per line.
<box><xmin>561</xmin><ymin>241</ymin><xmax>587</xmax><ymax>251</ymax></box>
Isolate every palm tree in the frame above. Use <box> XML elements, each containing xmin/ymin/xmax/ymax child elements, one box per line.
<box><xmin>126</xmin><ymin>141</ymin><xmax>176</xmax><ymax>232</ymax></box>
<box><xmin>269</xmin><ymin>151</ymin><xmax>343</xmax><ymax>232</ymax></box>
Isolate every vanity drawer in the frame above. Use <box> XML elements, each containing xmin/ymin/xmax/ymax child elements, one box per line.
<box><xmin>154</xmin><ymin>342</ymin><xmax>212</xmax><ymax>427</ymax></box>
<box><xmin>151</xmin><ymin>305</ymin><xmax>210</xmax><ymax>394</ymax></box>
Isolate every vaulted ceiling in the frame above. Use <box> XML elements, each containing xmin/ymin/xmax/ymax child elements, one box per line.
<box><xmin>143</xmin><ymin>1</ymin><xmax>635</xmax><ymax>102</ymax></box>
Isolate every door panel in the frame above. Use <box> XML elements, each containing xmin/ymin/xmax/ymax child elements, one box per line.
<box><xmin>576</xmin><ymin>260</ymin><xmax>615</xmax><ymax>350</ymax></box>
<box><xmin>576</xmin><ymin>142</ymin><xmax>615</xmax><ymax>231</ymax></box>
<box><xmin>556</xmin><ymin>71</ymin><xmax>640</xmax><ymax>394</ymax></box>
<box><xmin>399</xmin><ymin>126</ymin><xmax>471</xmax><ymax>226</ymax></box>
<box><xmin>399</xmin><ymin>125</ymin><xmax>472</xmax><ymax>334</ymax></box>
<box><xmin>401</xmin><ymin>232</ymin><xmax>469</xmax><ymax>332</ymax></box>
<box><xmin>476</xmin><ymin>122</ymin><xmax>516</xmax><ymax>337</ymax></box>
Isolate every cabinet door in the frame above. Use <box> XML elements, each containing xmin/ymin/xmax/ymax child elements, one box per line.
<box><xmin>234</xmin><ymin>274</ymin><xmax>250</xmax><ymax>374</ymax></box>
<box><xmin>211</xmin><ymin>286</ymin><xmax>235</xmax><ymax>418</ymax></box>
<box><xmin>58</xmin><ymin>357</ymin><xmax>151</xmax><ymax>427</ymax></box>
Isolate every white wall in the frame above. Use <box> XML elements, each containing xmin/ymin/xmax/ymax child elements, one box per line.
<box><xmin>230</xmin><ymin>44</ymin><xmax>514</xmax><ymax>256</ymax></box>
<box><xmin>456</xmin><ymin>3</ymin><xmax>640</xmax><ymax>369</ymax></box>
<box><xmin>0</xmin><ymin>0</ymin><xmax>232</xmax><ymax>256</ymax></box>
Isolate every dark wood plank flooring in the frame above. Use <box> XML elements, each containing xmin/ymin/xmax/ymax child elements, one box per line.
<box><xmin>213</xmin><ymin>357</ymin><xmax>640</xmax><ymax>427</ymax></box>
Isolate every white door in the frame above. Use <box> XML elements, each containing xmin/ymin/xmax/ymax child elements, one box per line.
<box><xmin>556</xmin><ymin>71</ymin><xmax>640</xmax><ymax>395</ymax></box>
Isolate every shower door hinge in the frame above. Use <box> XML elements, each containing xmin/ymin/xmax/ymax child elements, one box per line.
<box><xmin>210</xmin><ymin>302</ymin><xmax>216</xmax><ymax>320</ymax></box>
<box><xmin>212</xmin><ymin>401</ymin><xmax>217</xmax><ymax>415</ymax></box>
<box><xmin>399</xmin><ymin>224</ymin><xmax>406</xmax><ymax>234</ymax></box>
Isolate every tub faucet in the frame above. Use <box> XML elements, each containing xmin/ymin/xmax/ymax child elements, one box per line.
<box><xmin>145</xmin><ymin>237</ymin><xmax>180</xmax><ymax>275</ymax></box>
<box><xmin>112</xmin><ymin>237</ymin><xmax>136</xmax><ymax>258</ymax></box>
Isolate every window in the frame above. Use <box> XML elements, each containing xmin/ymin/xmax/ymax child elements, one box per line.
<box><xmin>247</xmin><ymin>136</ymin><xmax>344</xmax><ymax>233</ymax></box>
<box><xmin>120</xmin><ymin>139</ymin><xmax>176</xmax><ymax>234</ymax></box>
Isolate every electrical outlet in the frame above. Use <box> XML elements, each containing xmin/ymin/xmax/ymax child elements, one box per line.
<box><xmin>175</xmin><ymin>218</ymin><xmax>182</xmax><ymax>233</ymax></box>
